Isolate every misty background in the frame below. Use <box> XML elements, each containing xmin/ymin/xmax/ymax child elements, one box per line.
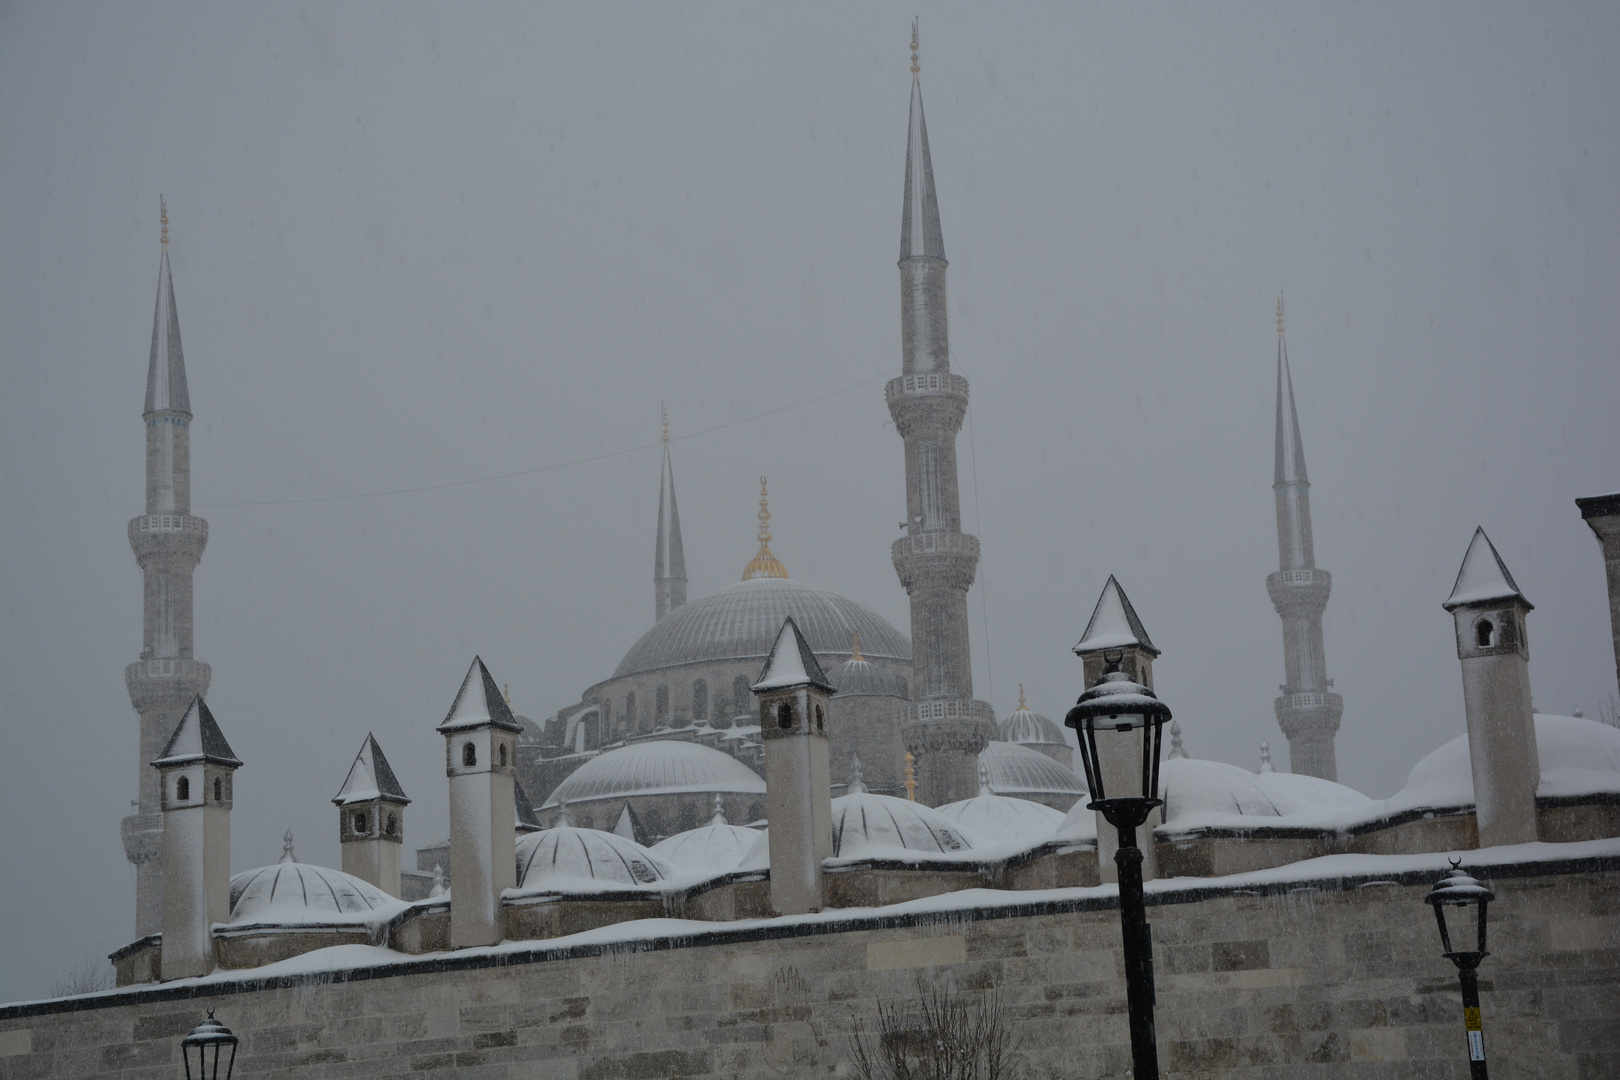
<box><xmin>1</xmin><ymin>2</ymin><xmax>1615</xmax><ymax>1002</ymax></box>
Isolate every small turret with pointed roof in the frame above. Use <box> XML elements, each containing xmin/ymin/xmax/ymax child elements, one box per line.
<box><xmin>1443</xmin><ymin>527</ymin><xmax>1540</xmax><ymax>846</ymax></box>
<box><xmin>333</xmin><ymin>733</ymin><xmax>410</xmax><ymax>896</ymax></box>
<box><xmin>752</xmin><ymin>617</ymin><xmax>834</xmax><ymax>915</ymax></box>
<box><xmin>1074</xmin><ymin>576</ymin><xmax>1160</xmax><ymax>690</ymax></box>
<box><xmin>654</xmin><ymin>405</ymin><xmax>688</xmax><ymax>621</ymax></box>
<box><xmin>439</xmin><ymin>656</ymin><xmax>519</xmax><ymax>947</ymax></box>
<box><xmin>1266</xmin><ymin>297</ymin><xmax>1343</xmax><ymax>781</ymax></box>
<box><xmin>152</xmin><ymin>695</ymin><xmax>238</xmax><ymax>981</ymax></box>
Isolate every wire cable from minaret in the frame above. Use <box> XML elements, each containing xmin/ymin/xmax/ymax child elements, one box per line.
<box><xmin>197</xmin><ymin>371</ymin><xmax>893</xmax><ymax>508</ymax></box>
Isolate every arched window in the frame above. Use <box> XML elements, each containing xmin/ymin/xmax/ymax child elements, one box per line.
<box><xmin>815</xmin><ymin>704</ymin><xmax>825</xmax><ymax>732</ymax></box>
<box><xmin>498</xmin><ymin>743</ymin><xmax>508</xmax><ymax>767</ymax></box>
<box><xmin>1475</xmin><ymin>619</ymin><xmax>1494</xmax><ymax>648</ymax></box>
<box><xmin>462</xmin><ymin>742</ymin><xmax>477</xmax><ymax>768</ymax></box>
<box><xmin>656</xmin><ymin>685</ymin><xmax>670</xmax><ymax>725</ymax></box>
<box><xmin>896</xmin><ymin>676</ymin><xmax>909</xmax><ymax>699</ymax></box>
<box><xmin>176</xmin><ymin>775</ymin><xmax>190</xmax><ymax>801</ymax></box>
<box><xmin>355</xmin><ymin>811</ymin><xmax>368</xmax><ymax>834</ymax></box>
<box><xmin>213</xmin><ymin>777</ymin><xmax>222</xmax><ymax>802</ymax></box>
<box><xmin>733</xmin><ymin>675</ymin><xmax>751</xmax><ymax>718</ymax></box>
<box><xmin>777</xmin><ymin>702</ymin><xmax>794</xmax><ymax>730</ymax></box>
<box><xmin>625</xmin><ymin>692</ymin><xmax>637</xmax><ymax>733</ymax></box>
<box><xmin>385</xmin><ymin>813</ymin><xmax>397</xmax><ymax>836</ymax></box>
<box><xmin>692</xmin><ymin>679</ymin><xmax>708</xmax><ymax>721</ymax></box>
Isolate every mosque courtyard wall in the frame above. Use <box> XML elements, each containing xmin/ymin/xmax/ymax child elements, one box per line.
<box><xmin>5</xmin><ymin>846</ymin><xmax>1615</xmax><ymax>1079</ymax></box>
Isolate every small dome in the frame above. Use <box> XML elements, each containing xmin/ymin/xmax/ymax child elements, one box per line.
<box><xmin>979</xmin><ymin>741</ymin><xmax>1086</xmax><ymax>799</ymax></box>
<box><xmin>543</xmin><ymin>740</ymin><xmax>766</xmax><ymax>809</ymax></box>
<box><xmin>1158</xmin><ymin>757</ymin><xmax>1372</xmax><ymax>827</ymax></box>
<box><xmin>831</xmin><ymin>655</ymin><xmax>903</xmax><ymax>698</ymax></box>
<box><xmin>1388</xmin><ymin>713</ymin><xmax>1620</xmax><ymax>815</ymax></box>
<box><xmin>610</xmin><ymin>577</ymin><xmax>910</xmax><ymax>680</ymax></box>
<box><xmin>936</xmin><ymin>791</ymin><xmax>1066</xmax><ymax>844</ymax></box>
<box><xmin>515</xmin><ymin>826</ymin><xmax>673</xmax><ymax>889</ymax></box>
<box><xmin>830</xmin><ymin>791</ymin><xmax>974</xmax><ymax>858</ymax></box>
<box><xmin>229</xmin><ymin>862</ymin><xmax>398</xmax><ymax>924</ymax></box>
<box><xmin>999</xmin><ymin>707</ymin><xmax>1064</xmax><ymax>746</ymax></box>
<box><xmin>651</xmin><ymin>822</ymin><xmax>761</xmax><ymax>872</ymax></box>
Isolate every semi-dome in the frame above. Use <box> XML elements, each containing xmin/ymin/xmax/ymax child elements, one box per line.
<box><xmin>831</xmin><ymin>653</ymin><xmax>904</xmax><ymax>698</ymax></box>
<box><xmin>830</xmin><ymin>791</ymin><xmax>974</xmax><ymax>859</ymax></box>
<box><xmin>998</xmin><ymin>698</ymin><xmax>1065</xmax><ymax>746</ymax></box>
<box><xmin>611</xmin><ymin>577</ymin><xmax>910</xmax><ymax>680</ymax></box>
<box><xmin>542</xmin><ymin>740</ymin><xmax>766</xmax><ymax>810</ymax></box>
<box><xmin>979</xmin><ymin>741</ymin><xmax>1085</xmax><ymax>800</ymax></box>
<box><xmin>229</xmin><ymin>859</ymin><xmax>400</xmax><ymax>924</ymax></box>
<box><xmin>936</xmin><ymin>790</ymin><xmax>1066</xmax><ymax>844</ymax></box>
<box><xmin>515</xmin><ymin>825</ymin><xmax>673</xmax><ymax>889</ymax></box>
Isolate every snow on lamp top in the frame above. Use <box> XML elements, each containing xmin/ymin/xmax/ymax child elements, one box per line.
<box><xmin>1443</xmin><ymin>527</ymin><xmax>1532</xmax><ymax>611</ymax></box>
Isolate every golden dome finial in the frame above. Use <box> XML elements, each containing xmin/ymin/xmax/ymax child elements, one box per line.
<box><xmin>661</xmin><ymin>402</ymin><xmax>669</xmax><ymax>446</ymax></box>
<box><xmin>1276</xmin><ymin>293</ymin><xmax>1285</xmax><ymax>337</ymax></box>
<box><xmin>1017</xmin><ymin>683</ymin><xmax>1027</xmax><ymax>711</ymax></box>
<box><xmin>910</xmin><ymin>18</ymin><xmax>920</xmax><ymax>76</ymax></box>
<box><xmin>160</xmin><ymin>196</ymin><xmax>169</xmax><ymax>249</ymax></box>
<box><xmin>851</xmin><ymin>633</ymin><xmax>863</xmax><ymax>661</ymax></box>
<box><xmin>504</xmin><ymin>683</ymin><xmax>511</xmax><ymax>705</ymax></box>
<box><xmin>903</xmin><ymin>750</ymin><xmax>917</xmax><ymax>801</ymax></box>
<box><xmin>742</xmin><ymin>475</ymin><xmax>789</xmax><ymax>580</ymax></box>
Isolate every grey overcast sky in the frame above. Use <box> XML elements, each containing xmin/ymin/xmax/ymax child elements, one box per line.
<box><xmin>1</xmin><ymin>2</ymin><xmax>1616</xmax><ymax>1001</ymax></box>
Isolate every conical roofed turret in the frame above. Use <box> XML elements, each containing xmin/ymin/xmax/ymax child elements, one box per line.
<box><xmin>438</xmin><ymin>656</ymin><xmax>524</xmax><ymax>733</ymax></box>
<box><xmin>152</xmin><ymin>696</ymin><xmax>240</xmax><ymax>767</ymax></box>
<box><xmin>753</xmin><ymin>616</ymin><xmax>836</xmax><ymax>694</ymax></box>
<box><xmin>1444</xmin><ymin>527</ymin><xmax>1532</xmax><ymax>611</ymax></box>
<box><xmin>1075</xmin><ymin>576</ymin><xmax>1159</xmax><ymax>657</ymax></box>
<box><xmin>333</xmin><ymin>733</ymin><xmax>410</xmax><ymax>806</ymax></box>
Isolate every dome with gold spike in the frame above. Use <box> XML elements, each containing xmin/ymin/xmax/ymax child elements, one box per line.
<box><xmin>742</xmin><ymin>476</ymin><xmax>789</xmax><ymax>580</ymax></box>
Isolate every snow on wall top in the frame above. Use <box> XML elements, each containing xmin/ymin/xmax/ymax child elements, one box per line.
<box><xmin>1443</xmin><ymin>527</ymin><xmax>1531</xmax><ymax>611</ymax></box>
<box><xmin>1073</xmin><ymin>576</ymin><xmax>1160</xmax><ymax>656</ymax></box>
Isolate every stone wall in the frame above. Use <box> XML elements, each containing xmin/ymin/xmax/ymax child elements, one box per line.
<box><xmin>4</xmin><ymin>851</ymin><xmax>1615</xmax><ymax>1079</ymax></box>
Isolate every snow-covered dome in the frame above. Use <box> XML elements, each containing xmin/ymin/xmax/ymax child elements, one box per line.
<box><xmin>831</xmin><ymin>652</ymin><xmax>904</xmax><ymax>698</ymax></box>
<box><xmin>542</xmin><ymin>740</ymin><xmax>766</xmax><ymax>809</ymax></box>
<box><xmin>230</xmin><ymin>854</ymin><xmax>400</xmax><ymax>925</ymax></box>
<box><xmin>979</xmin><ymin>741</ymin><xmax>1086</xmax><ymax>800</ymax></box>
<box><xmin>515</xmin><ymin>826</ymin><xmax>673</xmax><ymax>889</ymax></box>
<box><xmin>610</xmin><ymin>577</ymin><xmax>910</xmax><ymax>680</ymax></box>
<box><xmin>936</xmin><ymin>789</ymin><xmax>1066</xmax><ymax>844</ymax></box>
<box><xmin>998</xmin><ymin>703</ymin><xmax>1065</xmax><ymax>747</ymax></box>
<box><xmin>650</xmin><ymin>797</ymin><xmax>762</xmax><ymax>872</ymax></box>
<box><xmin>1386</xmin><ymin>714</ymin><xmax>1620</xmax><ymax>816</ymax></box>
<box><xmin>830</xmin><ymin>791</ymin><xmax>975</xmax><ymax>859</ymax></box>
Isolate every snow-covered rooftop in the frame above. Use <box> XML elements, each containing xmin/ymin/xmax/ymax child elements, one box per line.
<box><xmin>513</xmin><ymin>826</ymin><xmax>674</xmax><ymax>893</ymax></box>
<box><xmin>542</xmin><ymin>740</ymin><xmax>765</xmax><ymax>810</ymax></box>
<box><xmin>437</xmin><ymin>656</ymin><xmax>524</xmax><ymax>734</ymax></box>
<box><xmin>936</xmin><ymin>789</ymin><xmax>1066</xmax><ymax>844</ymax></box>
<box><xmin>752</xmin><ymin>616</ymin><xmax>836</xmax><ymax>693</ymax></box>
<box><xmin>1443</xmin><ymin>526</ymin><xmax>1531</xmax><ymax>610</ymax></box>
<box><xmin>1073</xmin><ymin>575</ymin><xmax>1159</xmax><ymax>656</ymax></box>
<box><xmin>332</xmin><ymin>732</ymin><xmax>409</xmax><ymax>806</ymax></box>
<box><xmin>152</xmin><ymin>696</ymin><xmax>241</xmax><ymax>768</ymax></box>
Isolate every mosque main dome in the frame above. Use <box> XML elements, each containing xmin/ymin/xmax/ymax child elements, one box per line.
<box><xmin>611</xmin><ymin>577</ymin><xmax>911</xmax><ymax>680</ymax></box>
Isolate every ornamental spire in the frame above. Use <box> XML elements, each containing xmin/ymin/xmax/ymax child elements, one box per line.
<box><xmin>654</xmin><ymin>408</ymin><xmax>688</xmax><ymax>619</ymax></box>
<box><xmin>145</xmin><ymin>198</ymin><xmax>191</xmax><ymax>418</ymax></box>
<box><xmin>899</xmin><ymin>24</ymin><xmax>945</xmax><ymax>262</ymax></box>
<box><xmin>742</xmin><ymin>476</ymin><xmax>789</xmax><ymax>580</ymax></box>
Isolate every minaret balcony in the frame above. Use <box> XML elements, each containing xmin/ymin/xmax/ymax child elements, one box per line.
<box><xmin>886</xmin><ymin>371</ymin><xmax>970</xmax><ymax>401</ymax></box>
<box><xmin>892</xmin><ymin>532</ymin><xmax>980</xmax><ymax>592</ymax></box>
<box><xmin>128</xmin><ymin>514</ymin><xmax>208</xmax><ymax>563</ymax></box>
<box><xmin>125</xmin><ymin>658</ymin><xmax>212</xmax><ymax>712</ymax></box>
<box><xmin>1266</xmin><ymin>568</ymin><xmax>1331</xmax><ymax>615</ymax></box>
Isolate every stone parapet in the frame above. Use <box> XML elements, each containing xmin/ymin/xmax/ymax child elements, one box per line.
<box><xmin>124</xmin><ymin>659</ymin><xmax>211</xmax><ymax>713</ymax></box>
<box><xmin>1266</xmin><ymin>567</ymin><xmax>1331</xmax><ymax>616</ymax></box>
<box><xmin>126</xmin><ymin>514</ymin><xmax>208</xmax><ymax>567</ymax></box>
<box><xmin>891</xmin><ymin>532</ymin><xmax>979</xmax><ymax>593</ymax></box>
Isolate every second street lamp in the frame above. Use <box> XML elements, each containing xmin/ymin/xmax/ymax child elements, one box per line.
<box><xmin>1065</xmin><ymin>654</ymin><xmax>1172</xmax><ymax>1080</ymax></box>
<box><xmin>1425</xmin><ymin>862</ymin><xmax>1495</xmax><ymax>1080</ymax></box>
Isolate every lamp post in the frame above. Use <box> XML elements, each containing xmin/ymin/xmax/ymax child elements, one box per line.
<box><xmin>1065</xmin><ymin>657</ymin><xmax>1171</xmax><ymax>1080</ymax></box>
<box><xmin>1425</xmin><ymin>862</ymin><xmax>1494</xmax><ymax>1079</ymax></box>
<box><xmin>180</xmin><ymin>1010</ymin><xmax>237</xmax><ymax>1080</ymax></box>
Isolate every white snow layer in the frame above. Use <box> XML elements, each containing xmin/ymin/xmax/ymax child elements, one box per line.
<box><xmin>651</xmin><ymin>822</ymin><xmax>763</xmax><ymax>872</ymax></box>
<box><xmin>935</xmin><ymin>792</ymin><xmax>1067</xmax><ymax>844</ymax></box>
<box><xmin>1444</xmin><ymin>528</ymin><xmax>1524</xmax><ymax>607</ymax></box>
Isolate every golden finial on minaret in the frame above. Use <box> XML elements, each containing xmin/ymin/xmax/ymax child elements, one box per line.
<box><xmin>903</xmin><ymin>751</ymin><xmax>917</xmax><ymax>801</ymax></box>
<box><xmin>160</xmin><ymin>196</ymin><xmax>169</xmax><ymax>249</ymax></box>
<box><xmin>1276</xmin><ymin>293</ymin><xmax>1285</xmax><ymax>337</ymax></box>
<box><xmin>851</xmin><ymin>633</ymin><xmax>863</xmax><ymax>661</ymax></box>
<box><xmin>910</xmin><ymin>18</ymin><xmax>920</xmax><ymax>76</ymax></box>
<box><xmin>661</xmin><ymin>402</ymin><xmax>669</xmax><ymax>446</ymax></box>
<box><xmin>742</xmin><ymin>476</ymin><xmax>789</xmax><ymax>580</ymax></box>
<box><xmin>504</xmin><ymin>683</ymin><xmax>512</xmax><ymax>706</ymax></box>
<box><xmin>1017</xmin><ymin>683</ymin><xmax>1027</xmax><ymax>711</ymax></box>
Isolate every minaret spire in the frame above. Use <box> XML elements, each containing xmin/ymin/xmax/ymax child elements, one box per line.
<box><xmin>1265</xmin><ymin>297</ymin><xmax>1342</xmax><ymax>781</ymax></box>
<box><xmin>124</xmin><ymin>199</ymin><xmax>212</xmax><ymax>937</ymax></box>
<box><xmin>888</xmin><ymin>30</ymin><xmax>993</xmax><ymax>805</ymax></box>
<box><xmin>653</xmin><ymin>404</ymin><xmax>687</xmax><ymax>621</ymax></box>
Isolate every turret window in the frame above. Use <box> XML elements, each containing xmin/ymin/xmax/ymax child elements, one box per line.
<box><xmin>462</xmin><ymin>742</ymin><xmax>477</xmax><ymax>767</ymax></box>
<box><xmin>385</xmin><ymin>813</ymin><xmax>397</xmax><ymax>836</ymax></box>
<box><xmin>498</xmin><ymin>743</ymin><xmax>508</xmax><ymax>767</ymax></box>
<box><xmin>733</xmin><ymin>676</ymin><xmax>751</xmax><ymax>718</ymax></box>
<box><xmin>692</xmin><ymin>679</ymin><xmax>708</xmax><ymax>720</ymax></box>
<box><xmin>656</xmin><ymin>684</ymin><xmax>670</xmax><ymax>724</ymax></box>
<box><xmin>213</xmin><ymin>777</ymin><xmax>222</xmax><ymax>802</ymax></box>
<box><xmin>777</xmin><ymin>702</ymin><xmax>794</xmax><ymax>730</ymax></box>
<box><xmin>815</xmin><ymin>704</ymin><xmax>825</xmax><ymax>731</ymax></box>
<box><xmin>176</xmin><ymin>775</ymin><xmax>190</xmax><ymax>801</ymax></box>
<box><xmin>1475</xmin><ymin>619</ymin><xmax>1495</xmax><ymax>648</ymax></box>
<box><xmin>354</xmin><ymin>811</ymin><xmax>368</xmax><ymax>834</ymax></box>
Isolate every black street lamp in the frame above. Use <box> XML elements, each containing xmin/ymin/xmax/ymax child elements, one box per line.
<box><xmin>1425</xmin><ymin>862</ymin><xmax>1495</xmax><ymax>1080</ymax></box>
<box><xmin>1065</xmin><ymin>657</ymin><xmax>1172</xmax><ymax>1080</ymax></box>
<box><xmin>180</xmin><ymin>1010</ymin><xmax>238</xmax><ymax>1080</ymax></box>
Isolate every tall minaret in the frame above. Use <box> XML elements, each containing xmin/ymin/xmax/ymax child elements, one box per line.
<box><xmin>1266</xmin><ymin>298</ymin><xmax>1343</xmax><ymax>780</ymax></box>
<box><xmin>123</xmin><ymin>199</ymin><xmax>212</xmax><ymax>937</ymax></box>
<box><xmin>887</xmin><ymin>25</ymin><xmax>995</xmax><ymax>806</ymax></box>
<box><xmin>654</xmin><ymin>405</ymin><xmax>687</xmax><ymax>622</ymax></box>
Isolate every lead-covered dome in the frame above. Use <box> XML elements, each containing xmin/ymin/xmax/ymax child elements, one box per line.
<box><xmin>611</xmin><ymin>577</ymin><xmax>910</xmax><ymax>679</ymax></box>
<box><xmin>936</xmin><ymin>790</ymin><xmax>1066</xmax><ymax>845</ymax></box>
<box><xmin>830</xmin><ymin>791</ymin><xmax>974</xmax><ymax>859</ymax></box>
<box><xmin>831</xmin><ymin>654</ymin><xmax>905</xmax><ymax>698</ymax></box>
<box><xmin>229</xmin><ymin>861</ymin><xmax>401</xmax><ymax>924</ymax></box>
<box><xmin>979</xmin><ymin>741</ymin><xmax>1086</xmax><ymax>801</ymax></box>
<box><xmin>999</xmin><ymin>705</ymin><xmax>1065</xmax><ymax>747</ymax></box>
<box><xmin>515</xmin><ymin>826</ymin><xmax>673</xmax><ymax>890</ymax></box>
<box><xmin>542</xmin><ymin>740</ymin><xmax>766</xmax><ymax>809</ymax></box>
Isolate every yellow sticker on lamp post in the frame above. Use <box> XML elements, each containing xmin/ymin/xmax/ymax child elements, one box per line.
<box><xmin>1464</xmin><ymin>1008</ymin><xmax>1482</xmax><ymax>1031</ymax></box>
